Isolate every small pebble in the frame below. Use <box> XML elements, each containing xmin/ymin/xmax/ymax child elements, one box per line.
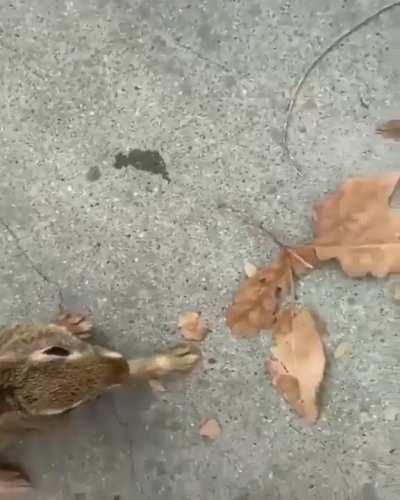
<box><xmin>334</xmin><ymin>342</ymin><xmax>352</xmax><ymax>359</ymax></box>
<box><xmin>360</xmin><ymin>411</ymin><xmax>371</xmax><ymax>424</ymax></box>
<box><xmin>383</xmin><ymin>407</ymin><xmax>398</xmax><ymax>421</ymax></box>
<box><xmin>392</xmin><ymin>285</ymin><xmax>400</xmax><ymax>303</ymax></box>
<box><xmin>244</xmin><ymin>262</ymin><xmax>257</xmax><ymax>278</ymax></box>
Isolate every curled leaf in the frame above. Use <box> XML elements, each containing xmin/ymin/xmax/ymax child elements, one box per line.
<box><xmin>226</xmin><ymin>247</ymin><xmax>318</xmax><ymax>337</ymax></box>
<box><xmin>178</xmin><ymin>312</ymin><xmax>209</xmax><ymax>341</ymax></box>
<box><xmin>267</xmin><ymin>308</ymin><xmax>326</xmax><ymax>424</ymax></box>
<box><xmin>312</xmin><ymin>173</ymin><xmax>400</xmax><ymax>277</ymax></box>
<box><xmin>199</xmin><ymin>418</ymin><xmax>221</xmax><ymax>440</ymax></box>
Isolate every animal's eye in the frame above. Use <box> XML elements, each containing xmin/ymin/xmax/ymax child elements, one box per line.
<box><xmin>43</xmin><ymin>346</ymin><xmax>70</xmax><ymax>357</ymax></box>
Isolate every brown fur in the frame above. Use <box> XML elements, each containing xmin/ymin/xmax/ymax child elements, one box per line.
<box><xmin>0</xmin><ymin>313</ymin><xmax>200</xmax><ymax>494</ymax></box>
<box><xmin>0</xmin><ymin>323</ymin><xmax>129</xmax><ymax>415</ymax></box>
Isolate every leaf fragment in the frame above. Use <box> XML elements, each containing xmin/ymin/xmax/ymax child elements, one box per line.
<box><xmin>226</xmin><ymin>247</ymin><xmax>318</xmax><ymax>337</ymax></box>
<box><xmin>199</xmin><ymin>418</ymin><xmax>222</xmax><ymax>440</ymax></box>
<box><xmin>178</xmin><ymin>312</ymin><xmax>209</xmax><ymax>341</ymax></box>
<box><xmin>312</xmin><ymin>173</ymin><xmax>400</xmax><ymax>277</ymax></box>
<box><xmin>267</xmin><ymin>308</ymin><xmax>326</xmax><ymax>424</ymax></box>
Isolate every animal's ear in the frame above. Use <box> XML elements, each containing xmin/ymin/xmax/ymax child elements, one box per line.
<box><xmin>30</xmin><ymin>346</ymin><xmax>71</xmax><ymax>361</ymax></box>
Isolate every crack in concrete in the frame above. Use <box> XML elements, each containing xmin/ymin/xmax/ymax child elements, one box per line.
<box><xmin>0</xmin><ymin>217</ymin><xmax>64</xmax><ymax>311</ymax></box>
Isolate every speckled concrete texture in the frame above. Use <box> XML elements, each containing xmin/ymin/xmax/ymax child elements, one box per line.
<box><xmin>0</xmin><ymin>0</ymin><xmax>400</xmax><ymax>499</ymax></box>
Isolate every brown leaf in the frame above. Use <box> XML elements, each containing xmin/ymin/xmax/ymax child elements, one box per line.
<box><xmin>310</xmin><ymin>173</ymin><xmax>400</xmax><ymax>277</ymax></box>
<box><xmin>376</xmin><ymin>120</ymin><xmax>400</xmax><ymax>141</ymax></box>
<box><xmin>226</xmin><ymin>247</ymin><xmax>318</xmax><ymax>337</ymax></box>
<box><xmin>267</xmin><ymin>308</ymin><xmax>326</xmax><ymax>424</ymax></box>
<box><xmin>178</xmin><ymin>312</ymin><xmax>209</xmax><ymax>341</ymax></box>
<box><xmin>199</xmin><ymin>418</ymin><xmax>222</xmax><ymax>440</ymax></box>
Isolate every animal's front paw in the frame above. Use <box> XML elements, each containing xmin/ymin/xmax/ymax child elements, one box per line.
<box><xmin>155</xmin><ymin>344</ymin><xmax>201</xmax><ymax>375</ymax></box>
<box><xmin>55</xmin><ymin>312</ymin><xmax>93</xmax><ymax>338</ymax></box>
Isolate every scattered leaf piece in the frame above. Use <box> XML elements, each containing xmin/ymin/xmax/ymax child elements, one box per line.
<box><xmin>178</xmin><ymin>312</ymin><xmax>209</xmax><ymax>341</ymax></box>
<box><xmin>312</xmin><ymin>173</ymin><xmax>400</xmax><ymax>277</ymax></box>
<box><xmin>376</xmin><ymin>120</ymin><xmax>400</xmax><ymax>141</ymax></box>
<box><xmin>199</xmin><ymin>418</ymin><xmax>221</xmax><ymax>440</ymax></box>
<box><xmin>226</xmin><ymin>247</ymin><xmax>318</xmax><ymax>337</ymax></box>
<box><xmin>148</xmin><ymin>379</ymin><xmax>166</xmax><ymax>393</ymax></box>
<box><xmin>244</xmin><ymin>262</ymin><xmax>258</xmax><ymax>278</ymax></box>
<box><xmin>267</xmin><ymin>308</ymin><xmax>326</xmax><ymax>424</ymax></box>
<box><xmin>334</xmin><ymin>342</ymin><xmax>352</xmax><ymax>359</ymax></box>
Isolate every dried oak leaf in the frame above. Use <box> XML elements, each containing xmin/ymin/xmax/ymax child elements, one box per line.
<box><xmin>226</xmin><ymin>247</ymin><xmax>317</xmax><ymax>337</ymax></box>
<box><xmin>267</xmin><ymin>308</ymin><xmax>326</xmax><ymax>424</ymax></box>
<box><xmin>376</xmin><ymin>120</ymin><xmax>400</xmax><ymax>141</ymax></box>
<box><xmin>199</xmin><ymin>418</ymin><xmax>222</xmax><ymax>440</ymax></box>
<box><xmin>178</xmin><ymin>312</ymin><xmax>209</xmax><ymax>341</ymax></box>
<box><xmin>312</xmin><ymin>173</ymin><xmax>400</xmax><ymax>277</ymax></box>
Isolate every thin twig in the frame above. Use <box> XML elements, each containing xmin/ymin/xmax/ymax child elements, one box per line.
<box><xmin>0</xmin><ymin>218</ymin><xmax>64</xmax><ymax>311</ymax></box>
<box><xmin>217</xmin><ymin>201</ymin><xmax>287</xmax><ymax>249</ymax></box>
<box><xmin>174</xmin><ymin>39</ymin><xmax>231</xmax><ymax>72</ymax></box>
<box><xmin>283</xmin><ymin>1</ymin><xmax>400</xmax><ymax>174</ymax></box>
<box><xmin>219</xmin><ymin>203</ymin><xmax>316</xmax><ymax>271</ymax></box>
<box><xmin>286</xmin><ymin>247</ymin><xmax>314</xmax><ymax>270</ymax></box>
<box><xmin>258</xmin><ymin>225</ymin><xmax>314</xmax><ymax>272</ymax></box>
<box><xmin>288</xmin><ymin>266</ymin><xmax>295</xmax><ymax>314</ymax></box>
<box><xmin>258</xmin><ymin>222</ymin><xmax>286</xmax><ymax>249</ymax></box>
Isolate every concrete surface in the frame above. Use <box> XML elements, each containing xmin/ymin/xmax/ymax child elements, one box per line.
<box><xmin>0</xmin><ymin>0</ymin><xmax>400</xmax><ymax>499</ymax></box>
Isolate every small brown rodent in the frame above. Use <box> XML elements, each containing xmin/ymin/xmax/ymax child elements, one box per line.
<box><xmin>0</xmin><ymin>312</ymin><xmax>200</xmax><ymax>495</ymax></box>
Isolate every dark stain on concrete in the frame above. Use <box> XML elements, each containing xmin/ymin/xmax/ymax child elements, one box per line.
<box><xmin>114</xmin><ymin>149</ymin><xmax>171</xmax><ymax>182</ymax></box>
<box><xmin>86</xmin><ymin>165</ymin><xmax>102</xmax><ymax>181</ymax></box>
